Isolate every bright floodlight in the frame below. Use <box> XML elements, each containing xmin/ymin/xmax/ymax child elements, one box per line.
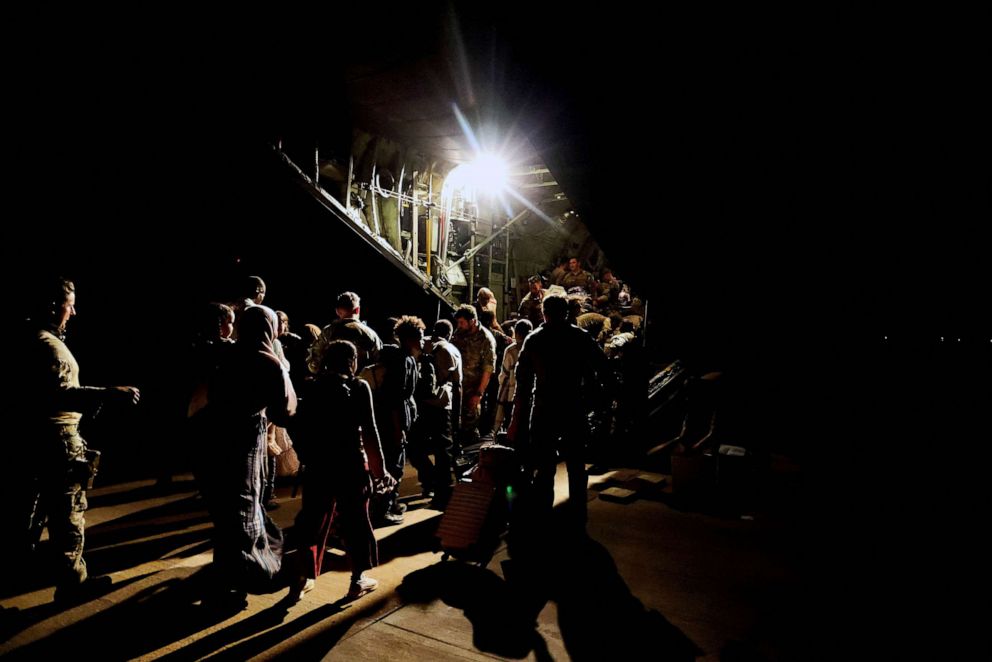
<box><xmin>471</xmin><ymin>153</ymin><xmax>509</xmax><ymax>194</ymax></box>
<box><xmin>446</xmin><ymin>153</ymin><xmax>509</xmax><ymax>198</ymax></box>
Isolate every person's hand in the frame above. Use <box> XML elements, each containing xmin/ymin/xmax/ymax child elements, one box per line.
<box><xmin>110</xmin><ymin>386</ymin><xmax>140</xmax><ymax>405</ymax></box>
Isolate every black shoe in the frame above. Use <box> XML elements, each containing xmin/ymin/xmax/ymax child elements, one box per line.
<box><xmin>54</xmin><ymin>575</ymin><xmax>113</xmax><ymax>604</ymax></box>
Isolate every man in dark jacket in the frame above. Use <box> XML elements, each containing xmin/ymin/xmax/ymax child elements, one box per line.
<box><xmin>509</xmin><ymin>295</ymin><xmax>607</xmax><ymax>529</ymax></box>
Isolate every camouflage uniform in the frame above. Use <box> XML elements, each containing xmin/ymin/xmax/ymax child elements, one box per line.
<box><xmin>559</xmin><ymin>269</ymin><xmax>595</xmax><ymax>293</ymax></box>
<box><xmin>595</xmin><ymin>278</ymin><xmax>622</xmax><ymax>312</ymax></box>
<box><xmin>452</xmin><ymin>326</ymin><xmax>496</xmax><ymax>439</ymax></box>
<box><xmin>576</xmin><ymin>311</ymin><xmax>612</xmax><ymax>344</ymax></box>
<box><xmin>518</xmin><ymin>291</ymin><xmax>545</xmax><ymax>327</ymax></box>
<box><xmin>28</xmin><ymin>330</ymin><xmax>104</xmax><ymax>588</ymax></box>
<box><xmin>308</xmin><ymin>317</ymin><xmax>382</xmax><ymax>373</ymax></box>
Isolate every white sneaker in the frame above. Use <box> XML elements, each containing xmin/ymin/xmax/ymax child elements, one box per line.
<box><xmin>346</xmin><ymin>575</ymin><xmax>378</xmax><ymax>599</ymax></box>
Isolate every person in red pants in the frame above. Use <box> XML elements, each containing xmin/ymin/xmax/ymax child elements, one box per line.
<box><xmin>291</xmin><ymin>340</ymin><xmax>395</xmax><ymax>602</ymax></box>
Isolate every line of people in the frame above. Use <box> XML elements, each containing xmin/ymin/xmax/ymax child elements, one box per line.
<box><xmin>11</xmin><ymin>272</ymin><xmax>628</xmax><ymax>610</ymax></box>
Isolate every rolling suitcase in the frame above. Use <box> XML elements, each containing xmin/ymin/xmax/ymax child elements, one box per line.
<box><xmin>436</xmin><ymin>443</ymin><xmax>517</xmax><ymax>565</ymax></box>
<box><xmin>435</xmin><ymin>480</ymin><xmax>505</xmax><ymax>565</ymax></box>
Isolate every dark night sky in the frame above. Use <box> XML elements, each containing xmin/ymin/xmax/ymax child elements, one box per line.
<box><xmin>7</xmin><ymin>6</ymin><xmax>985</xmax><ymax>337</ymax></box>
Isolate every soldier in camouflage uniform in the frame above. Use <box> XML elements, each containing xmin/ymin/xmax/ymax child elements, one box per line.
<box><xmin>18</xmin><ymin>277</ymin><xmax>140</xmax><ymax>602</ymax></box>
<box><xmin>452</xmin><ymin>305</ymin><xmax>496</xmax><ymax>443</ymax></box>
<box><xmin>517</xmin><ymin>275</ymin><xmax>546</xmax><ymax>327</ymax></box>
<box><xmin>308</xmin><ymin>291</ymin><xmax>382</xmax><ymax>374</ymax></box>
<box><xmin>559</xmin><ymin>257</ymin><xmax>596</xmax><ymax>293</ymax></box>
